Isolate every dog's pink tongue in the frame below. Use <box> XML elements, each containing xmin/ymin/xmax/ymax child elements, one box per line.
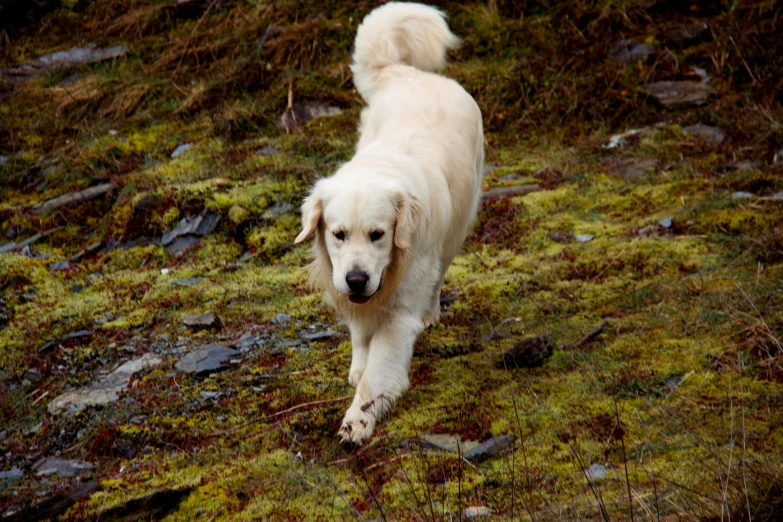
<box><xmin>349</xmin><ymin>295</ymin><xmax>370</xmax><ymax>304</ymax></box>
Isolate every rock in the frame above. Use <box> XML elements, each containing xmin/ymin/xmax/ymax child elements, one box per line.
<box><xmin>274</xmin><ymin>313</ymin><xmax>292</xmax><ymax>324</ymax></box>
<box><xmin>575</xmin><ymin>233</ymin><xmax>595</xmax><ymax>243</ymax></box>
<box><xmin>731</xmin><ymin>191</ymin><xmax>754</xmax><ymax>199</ymax></box>
<box><xmin>47</xmin><ymin>260</ymin><xmax>70</xmax><ymax>271</ymax></box>
<box><xmin>171</xmin><ymin>277</ymin><xmax>204</xmax><ymax>286</ymax></box>
<box><xmin>439</xmin><ymin>290</ymin><xmax>456</xmax><ymax>307</ymax></box>
<box><xmin>233</xmin><ymin>331</ymin><xmax>264</xmax><ymax>352</ymax></box>
<box><xmin>31</xmin><ymin>183</ymin><xmax>115</xmax><ymax>213</ymax></box>
<box><xmin>279</xmin><ymin>104</ymin><xmax>343</xmax><ymax>132</ymax></box>
<box><xmin>171</xmin><ymin>142</ymin><xmax>194</xmax><ymax>159</ymax></box>
<box><xmin>463</xmin><ymin>434</ymin><xmax>515</xmax><ymax>462</ymax></box>
<box><xmin>481</xmin><ymin>183</ymin><xmax>541</xmax><ymax>201</ymax></box>
<box><xmin>0</xmin><ymin>468</ymin><xmax>23</xmax><ymax>482</ymax></box>
<box><xmin>182</xmin><ymin>312</ymin><xmax>221</xmax><ymax>329</ymax></box>
<box><xmin>161</xmin><ymin>212</ymin><xmax>220</xmax><ymax>255</ymax></box>
<box><xmin>255</xmin><ymin>145</ymin><xmax>279</xmax><ymax>156</ymax></box>
<box><xmin>682</xmin><ymin>124</ymin><xmax>726</xmax><ymax>147</ymax></box>
<box><xmin>0</xmin><ymin>44</ymin><xmax>128</xmax><ymax>83</ymax></box>
<box><xmin>659</xmin><ymin>217</ymin><xmax>673</xmax><ymax>228</ymax></box>
<box><xmin>0</xmin><ymin>155</ymin><xmax>9</xmax><ymax>165</ymax></box>
<box><xmin>585</xmin><ymin>463</ymin><xmax>609</xmax><ymax>480</ymax></box>
<box><xmin>664</xmin><ymin>376</ymin><xmax>682</xmax><ymax>389</ymax></box>
<box><xmin>48</xmin><ymin>353</ymin><xmax>163</xmax><ymax>414</ymax></box>
<box><xmin>607</xmin><ymin>158</ymin><xmax>658</xmax><ymax>179</ymax></box>
<box><xmin>419</xmin><ymin>434</ymin><xmax>479</xmax><ymax>453</ymax></box>
<box><xmin>200</xmin><ymin>391</ymin><xmax>222</xmax><ymax>399</ymax></box>
<box><xmin>300</xmin><ymin>330</ymin><xmax>343</xmax><ymax>343</ymax></box>
<box><xmin>602</xmin><ymin>128</ymin><xmax>648</xmax><ymax>149</ymax></box>
<box><xmin>174</xmin><ymin>345</ymin><xmax>241</xmax><ymax>376</ymax></box>
<box><xmin>645</xmin><ymin>81</ymin><xmax>717</xmax><ymax>110</ymax></box>
<box><xmin>608</xmin><ymin>39</ymin><xmax>656</xmax><ymax>62</ymax></box>
<box><xmin>501</xmin><ymin>334</ymin><xmax>552</xmax><ymax>368</ymax></box>
<box><xmin>464</xmin><ymin>506</ymin><xmax>495</xmax><ymax>518</ymax></box>
<box><xmin>262</xmin><ymin>201</ymin><xmax>296</xmax><ymax>219</ymax></box>
<box><xmin>33</xmin><ymin>458</ymin><xmax>95</xmax><ymax>477</ymax></box>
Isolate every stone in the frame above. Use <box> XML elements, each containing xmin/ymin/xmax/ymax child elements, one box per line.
<box><xmin>602</xmin><ymin>128</ymin><xmax>648</xmax><ymax>149</ymax></box>
<box><xmin>299</xmin><ymin>330</ymin><xmax>342</xmax><ymax>343</ymax></box>
<box><xmin>731</xmin><ymin>191</ymin><xmax>754</xmax><ymax>199</ymax></box>
<box><xmin>0</xmin><ymin>44</ymin><xmax>128</xmax><ymax>83</ymax></box>
<box><xmin>170</xmin><ymin>142</ymin><xmax>194</xmax><ymax>159</ymax></box>
<box><xmin>262</xmin><ymin>202</ymin><xmax>295</xmax><ymax>219</ymax></box>
<box><xmin>48</xmin><ymin>260</ymin><xmax>70</xmax><ymax>271</ymax></box>
<box><xmin>645</xmin><ymin>81</ymin><xmax>717</xmax><ymax>110</ymax></box>
<box><xmin>174</xmin><ymin>345</ymin><xmax>241</xmax><ymax>376</ymax></box>
<box><xmin>200</xmin><ymin>391</ymin><xmax>221</xmax><ymax>399</ymax></box>
<box><xmin>182</xmin><ymin>312</ymin><xmax>221</xmax><ymax>329</ymax></box>
<box><xmin>171</xmin><ymin>277</ymin><xmax>204</xmax><ymax>286</ymax></box>
<box><xmin>464</xmin><ymin>506</ymin><xmax>495</xmax><ymax>518</ymax></box>
<box><xmin>161</xmin><ymin>212</ymin><xmax>220</xmax><ymax>255</ymax></box>
<box><xmin>481</xmin><ymin>184</ymin><xmax>541</xmax><ymax>201</ymax></box>
<box><xmin>255</xmin><ymin>145</ymin><xmax>279</xmax><ymax>156</ymax></box>
<box><xmin>659</xmin><ymin>217</ymin><xmax>673</xmax><ymax>228</ymax></box>
<box><xmin>575</xmin><ymin>234</ymin><xmax>595</xmax><ymax>243</ymax></box>
<box><xmin>0</xmin><ymin>468</ymin><xmax>23</xmax><ymax>481</ymax></box>
<box><xmin>274</xmin><ymin>313</ymin><xmax>292</xmax><ymax>324</ymax></box>
<box><xmin>585</xmin><ymin>463</ymin><xmax>609</xmax><ymax>479</ymax></box>
<box><xmin>501</xmin><ymin>334</ymin><xmax>553</xmax><ymax>369</ymax></box>
<box><xmin>463</xmin><ymin>434</ymin><xmax>515</xmax><ymax>462</ymax></box>
<box><xmin>607</xmin><ymin>158</ymin><xmax>658</xmax><ymax>179</ymax></box>
<box><xmin>419</xmin><ymin>434</ymin><xmax>479</xmax><ymax>453</ymax></box>
<box><xmin>682</xmin><ymin>124</ymin><xmax>726</xmax><ymax>147</ymax></box>
<box><xmin>48</xmin><ymin>353</ymin><xmax>163</xmax><ymax>414</ymax></box>
<box><xmin>0</xmin><ymin>155</ymin><xmax>9</xmax><ymax>165</ymax></box>
<box><xmin>608</xmin><ymin>39</ymin><xmax>656</xmax><ymax>62</ymax></box>
<box><xmin>33</xmin><ymin>458</ymin><xmax>95</xmax><ymax>477</ymax></box>
<box><xmin>279</xmin><ymin>104</ymin><xmax>343</xmax><ymax>132</ymax></box>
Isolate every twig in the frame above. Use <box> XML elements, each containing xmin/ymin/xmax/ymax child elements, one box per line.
<box><xmin>738</xmin><ymin>353</ymin><xmax>752</xmax><ymax>522</ymax></box>
<box><xmin>561</xmin><ymin>321</ymin><xmax>610</xmax><ymax>350</ymax></box>
<box><xmin>615</xmin><ymin>399</ymin><xmax>634</xmax><ymax>522</ymax></box>
<box><xmin>729</xmin><ymin>36</ymin><xmax>759</xmax><ymax>85</ymax></box>
<box><xmin>173</xmin><ymin>0</ymin><xmax>220</xmax><ymax>76</ymax></box>
<box><xmin>208</xmin><ymin>395</ymin><xmax>351</xmax><ymax>437</ymax></box>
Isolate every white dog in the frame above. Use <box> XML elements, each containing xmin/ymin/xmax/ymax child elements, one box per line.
<box><xmin>294</xmin><ymin>2</ymin><xmax>484</xmax><ymax>444</ymax></box>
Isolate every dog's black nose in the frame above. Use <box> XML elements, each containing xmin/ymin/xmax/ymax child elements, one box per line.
<box><xmin>346</xmin><ymin>271</ymin><xmax>369</xmax><ymax>293</ymax></box>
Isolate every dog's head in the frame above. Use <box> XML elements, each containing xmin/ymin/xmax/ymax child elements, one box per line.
<box><xmin>294</xmin><ymin>175</ymin><xmax>418</xmax><ymax>304</ymax></box>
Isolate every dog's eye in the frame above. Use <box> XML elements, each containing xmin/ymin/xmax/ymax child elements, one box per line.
<box><xmin>334</xmin><ymin>231</ymin><xmax>345</xmax><ymax>241</ymax></box>
<box><xmin>369</xmin><ymin>230</ymin><xmax>384</xmax><ymax>242</ymax></box>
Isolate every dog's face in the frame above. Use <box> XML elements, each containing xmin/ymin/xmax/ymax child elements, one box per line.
<box><xmin>295</xmin><ymin>177</ymin><xmax>417</xmax><ymax>304</ymax></box>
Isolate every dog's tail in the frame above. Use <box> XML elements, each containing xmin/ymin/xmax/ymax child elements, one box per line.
<box><xmin>351</xmin><ymin>2</ymin><xmax>459</xmax><ymax>102</ymax></box>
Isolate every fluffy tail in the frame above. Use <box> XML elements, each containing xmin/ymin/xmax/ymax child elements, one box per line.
<box><xmin>351</xmin><ymin>2</ymin><xmax>460</xmax><ymax>102</ymax></box>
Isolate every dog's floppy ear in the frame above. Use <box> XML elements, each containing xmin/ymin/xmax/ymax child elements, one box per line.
<box><xmin>295</xmin><ymin>192</ymin><xmax>323</xmax><ymax>243</ymax></box>
<box><xmin>394</xmin><ymin>191</ymin><xmax>420</xmax><ymax>249</ymax></box>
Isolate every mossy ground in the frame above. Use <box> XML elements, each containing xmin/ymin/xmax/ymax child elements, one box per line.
<box><xmin>2</xmin><ymin>0</ymin><xmax>783</xmax><ymax>520</ymax></box>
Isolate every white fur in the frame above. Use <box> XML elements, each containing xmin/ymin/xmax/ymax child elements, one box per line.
<box><xmin>295</xmin><ymin>2</ymin><xmax>484</xmax><ymax>444</ymax></box>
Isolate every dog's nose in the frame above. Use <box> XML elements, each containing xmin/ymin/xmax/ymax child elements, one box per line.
<box><xmin>346</xmin><ymin>271</ymin><xmax>369</xmax><ymax>293</ymax></box>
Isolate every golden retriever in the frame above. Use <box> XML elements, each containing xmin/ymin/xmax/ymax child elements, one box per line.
<box><xmin>294</xmin><ymin>2</ymin><xmax>484</xmax><ymax>444</ymax></box>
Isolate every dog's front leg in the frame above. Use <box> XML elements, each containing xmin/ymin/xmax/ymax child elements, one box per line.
<box><xmin>338</xmin><ymin>312</ymin><xmax>422</xmax><ymax>444</ymax></box>
<box><xmin>348</xmin><ymin>323</ymin><xmax>371</xmax><ymax>387</ymax></box>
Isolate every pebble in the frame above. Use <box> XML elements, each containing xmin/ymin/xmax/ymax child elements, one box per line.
<box><xmin>585</xmin><ymin>463</ymin><xmax>609</xmax><ymax>479</ymax></box>
<box><xmin>171</xmin><ymin>142</ymin><xmax>194</xmax><ymax>159</ymax></box>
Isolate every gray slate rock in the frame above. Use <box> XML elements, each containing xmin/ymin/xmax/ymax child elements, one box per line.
<box><xmin>682</xmin><ymin>124</ymin><xmax>726</xmax><ymax>147</ymax></box>
<box><xmin>608</xmin><ymin>39</ymin><xmax>656</xmax><ymax>62</ymax></box>
<box><xmin>463</xmin><ymin>434</ymin><xmax>515</xmax><ymax>462</ymax></box>
<box><xmin>33</xmin><ymin>458</ymin><xmax>95</xmax><ymax>477</ymax></box>
<box><xmin>585</xmin><ymin>463</ymin><xmax>609</xmax><ymax>479</ymax></box>
<box><xmin>731</xmin><ymin>191</ymin><xmax>754</xmax><ymax>199</ymax></box>
<box><xmin>300</xmin><ymin>330</ymin><xmax>342</xmax><ymax>343</ymax></box>
<box><xmin>255</xmin><ymin>145</ymin><xmax>279</xmax><ymax>156</ymax></box>
<box><xmin>48</xmin><ymin>353</ymin><xmax>163</xmax><ymax>414</ymax></box>
<box><xmin>646</xmin><ymin>81</ymin><xmax>717</xmax><ymax>109</ymax></box>
<box><xmin>419</xmin><ymin>434</ymin><xmax>479</xmax><ymax>453</ymax></box>
<box><xmin>464</xmin><ymin>507</ymin><xmax>495</xmax><ymax>518</ymax></box>
<box><xmin>0</xmin><ymin>468</ymin><xmax>23</xmax><ymax>481</ymax></box>
<box><xmin>182</xmin><ymin>312</ymin><xmax>221</xmax><ymax>329</ymax></box>
<box><xmin>659</xmin><ymin>217</ymin><xmax>673</xmax><ymax>228</ymax></box>
<box><xmin>575</xmin><ymin>233</ymin><xmax>595</xmax><ymax>243</ymax></box>
<box><xmin>175</xmin><ymin>345</ymin><xmax>241</xmax><ymax>376</ymax></box>
<box><xmin>171</xmin><ymin>142</ymin><xmax>193</xmax><ymax>159</ymax></box>
<box><xmin>171</xmin><ymin>277</ymin><xmax>204</xmax><ymax>286</ymax></box>
<box><xmin>279</xmin><ymin>104</ymin><xmax>342</xmax><ymax>132</ymax></box>
<box><xmin>0</xmin><ymin>44</ymin><xmax>128</xmax><ymax>83</ymax></box>
<box><xmin>162</xmin><ymin>212</ymin><xmax>220</xmax><ymax>255</ymax></box>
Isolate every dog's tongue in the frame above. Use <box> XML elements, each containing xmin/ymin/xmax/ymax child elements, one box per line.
<box><xmin>349</xmin><ymin>295</ymin><xmax>371</xmax><ymax>304</ymax></box>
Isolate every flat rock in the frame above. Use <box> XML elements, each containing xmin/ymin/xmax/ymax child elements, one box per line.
<box><xmin>682</xmin><ymin>124</ymin><xmax>726</xmax><ymax>146</ymax></box>
<box><xmin>731</xmin><ymin>191</ymin><xmax>754</xmax><ymax>199</ymax></box>
<box><xmin>171</xmin><ymin>277</ymin><xmax>205</xmax><ymax>286</ymax></box>
<box><xmin>464</xmin><ymin>506</ymin><xmax>495</xmax><ymax>518</ymax></box>
<box><xmin>0</xmin><ymin>468</ymin><xmax>23</xmax><ymax>481</ymax></box>
<box><xmin>262</xmin><ymin>201</ymin><xmax>295</xmax><ymax>219</ymax></box>
<box><xmin>501</xmin><ymin>334</ymin><xmax>552</xmax><ymax>368</ymax></box>
<box><xmin>171</xmin><ymin>142</ymin><xmax>194</xmax><ymax>159</ymax></box>
<box><xmin>279</xmin><ymin>104</ymin><xmax>343</xmax><ymax>132</ymax></box>
<box><xmin>31</xmin><ymin>183</ymin><xmax>115</xmax><ymax>213</ymax></box>
<box><xmin>175</xmin><ymin>345</ymin><xmax>241</xmax><ymax>376</ymax></box>
<box><xmin>0</xmin><ymin>44</ymin><xmax>128</xmax><ymax>83</ymax></box>
<box><xmin>607</xmin><ymin>158</ymin><xmax>658</xmax><ymax>179</ymax></box>
<box><xmin>585</xmin><ymin>463</ymin><xmax>609</xmax><ymax>479</ymax></box>
<box><xmin>255</xmin><ymin>145</ymin><xmax>279</xmax><ymax>156</ymax></box>
<box><xmin>575</xmin><ymin>233</ymin><xmax>595</xmax><ymax>243</ymax></box>
<box><xmin>162</xmin><ymin>212</ymin><xmax>220</xmax><ymax>255</ymax></box>
<box><xmin>659</xmin><ymin>217</ymin><xmax>673</xmax><ymax>228</ymax></box>
<box><xmin>608</xmin><ymin>39</ymin><xmax>656</xmax><ymax>62</ymax></box>
<box><xmin>481</xmin><ymin>184</ymin><xmax>541</xmax><ymax>201</ymax></box>
<box><xmin>602</xmin><ymin>128</ymin><xmax>648</xmax><ymax>149</ymax></box>
<box><xmin>463</xmin><ymin>434</ymin><xmax>515</xmax><ymax>462</ymax></box>
<box><xmin>299</xmin><ymin>330</ymin><xmax>343</xmax><ymax>343</ymax></box>
<box><xmin>33</xmin><ymin>458</ymin><xmax>95</xmax><ymax>477</ymax></box>
<box><xmin>646</xmin><ymin>81</ymin><xmax>717</xmax><ymax>110</ymax></box>
<box><xmin>182</xmin><ymin>312</ymin><xmax>221</xmax><ymax>329</ymax></box>
<box><xmin>48</xmin><ymin>353</ymin><xmax>163</xmax><ymax>414</ymax></box>
<box><xmin>419</xmin><ymin>434</ymin><xmax>480</xmax><ymax>453</ymax></box>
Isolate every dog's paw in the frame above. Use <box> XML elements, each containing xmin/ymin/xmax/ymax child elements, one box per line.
<box><xmin>338</xmin><ymin>405</ymin><xmax>376</xmax><ymax>445</ymax></box>
<box><xmin>422</xmin><ymin>305</ymin><xmax>441</xmax><ymax>328</ymax></box>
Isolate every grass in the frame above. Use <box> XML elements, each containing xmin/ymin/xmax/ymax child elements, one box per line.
<box><xmin>1</xmin><ymin>0</ymin><xmax>783</xmax><ymax>520</ymax></box>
